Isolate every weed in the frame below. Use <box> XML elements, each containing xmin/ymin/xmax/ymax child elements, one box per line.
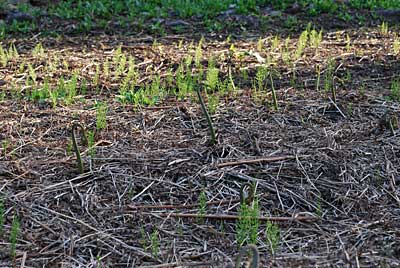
<box><xmin>65</xmin><ymin>73</ymin><xmax>79</xmax><ymax>105</ymax></box>
<box><xmin>0</xmin><ymin>196</ymin><xmax>4</xmax><ymax>236</ymax></box>
<box><xmin>345</xmin><ymin>33</ymin><xmax>352</xmax><ymax>52</ymax></box>
<box><xmin>272</xmin><ymin>35</ymin><xmax>280</xmax><ymax>51</ymax></box>
<box><xmin>380</xmin><ymin>21</ymin><xmax>388</xmax><ymax>35</ymax></box>
<box><xmin>316</xmin><ymin>65</ymin><xmax>321</xmax><ymax>91</ymax></box>
<box><xmin>96</xmin><ymin>102</ymin><xmax>108</xmax><ymax>131</ymax></box>
<box><xmin>32</xmin><ymin>43</ymin><xmax>45</xmax><ymax>57</ymax></box>
<box><xmin>93</xmin><ymin>63</ymin><xmax>100</xmax><ymax>89</ymax></box>
<box><xmin>198</xmin><ymin>190</ymin><xmax>207</xmax><ymax>223</ymax></box>
<box><xmin>295</xmin><ymin>29</ymin><xmax>309</xmax><ymax>59</ymax></box>
<box><xmin>257</xmin><ymin>38</ymin><xmax>264</xmax><ymax>52</ymax></box>
<box><xmin>87</xmin><ymin>130</ymin><xmax>96</xmax><ymax>158</ymax></box>
<box><xmin>27</xmin><ymin>63</ymin><xmax>37</xmax><ymax>83</ymax></box>
<box><xmin>236</xmin><ymin>184</ymin><xmax>259</xmax><ymax>247</ymax></box>
<box><xmin>0</xmin><ymin>45</ymin><xmax>8</xmax><ymax>67</ymax></box>
<box><xmin>309</xmin><ymin>28</ymin><xmax>323</xmax><ymax>52</ymax></box>
<box><xmin>324</xmin><ymin>58</ymin><xmax>336</xmax><ymax>100</ymax></box>
<box><xmin>10</xmin><ymin>214</ymin><xmax>20</xmax><ymax>259</ymax></box>
<box><xmin>2</xmin><ymin>140</ymin><xmax>9</xmax><ymax>158</ymax></box>
<box><xmin>207</xmin><ymin>94</ymin><xmax>219</xmax><ymax>115</ymax></box>
<box><xmin>316</xmin><ymin>194</ymin><xmax>323</xmax><ymax>217</ymax></box>
<box><xmin>266</xmin><ymin>220</ymin><xmax>280</xmax><ymax>255</ymax></box>
<box><xmin>205</xmin><ymin>58</ymin><xmax>219</xmax><ymax>92</ymax></box>
<box><xmin>393</xmin><ymin>36</ymin><xmax>400</xmax><ymax>55</ymax></box>
<box><xmin>150</xmin><ymin>229</ymin><xmax>160</xmax><ymax>257</ymax></box>
<box><xmin>390</xmin><ymin>79</ymin><xmax>400</xmax><ymax>102</ymax></box>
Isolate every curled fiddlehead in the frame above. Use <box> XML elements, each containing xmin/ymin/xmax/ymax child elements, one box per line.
<box><xmin>235</xmin><ymin>244</ymin><xmax>259</xmax><ymax>268</ymax></box>
<box><xmin>71</xmin><ymin>122</ymin><xmax>88</xmax><ymax>174</ymax></box>
<box><xmin>240</xmin><ymin>182</ymin><xmax>255</xmax><ymax>205</ymax></box>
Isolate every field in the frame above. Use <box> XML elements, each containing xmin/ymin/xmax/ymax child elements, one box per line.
<box><xmin>0</xmin><ymin>1</ymin><xmax>400</xmax><ymax>267</ymax></box>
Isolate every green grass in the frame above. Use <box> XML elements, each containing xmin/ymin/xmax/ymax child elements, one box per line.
<box><xmin>1</xmin><ymin>0</ymin><xmax>399</xmax><ymax>35</ymax></box>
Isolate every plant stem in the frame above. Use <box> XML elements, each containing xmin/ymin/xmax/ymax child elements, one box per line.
<box><xmin>196</xmin><ymin>87</ymin><xmax>217</xmax><ymax>145</ymax></box>
<box><xmin>71</xmin><ymin>122</ymin><xmax>88</xmax><ymax>174</ymax></box>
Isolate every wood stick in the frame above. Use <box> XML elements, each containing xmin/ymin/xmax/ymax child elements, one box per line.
<box><xmin>217</xmin><ymin>155</ymin><xmax>296</xmax><ymax>168</ymax></box>
<box><xmin>156</xmin><ymin>213</ymin><xmax>318</xmax><ymax>223</ymax></box>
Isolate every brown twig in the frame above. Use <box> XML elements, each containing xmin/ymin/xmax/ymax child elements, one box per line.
<box><xmin>155</xmin><ymin>213</ymin><xmax>318</xmax><ymax>223</ymax></box>
<box><xmin>217</xmin><ymin>155</ymin><xmax>297</xmax><ymax>168</ymax></box>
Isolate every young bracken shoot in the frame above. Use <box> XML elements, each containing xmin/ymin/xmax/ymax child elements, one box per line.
<box><xmin>71</xmin><ymin>122</ymin><xmax>88</xmax><ymax>174</ymax></box>
<box><xmin>235</xmin><ymin>244</ymin><xmax>260</xmax><ymax>268</ymax></box>
<box><xmin>195</xmin><ymin>87</ymin><xmax>217</xmax><ymax>145</ymax></box>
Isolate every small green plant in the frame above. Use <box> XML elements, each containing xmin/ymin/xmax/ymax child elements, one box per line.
<box><xmin>390</xmin><ymin>79</ymin><xmax>400</xmax><ymax>102</ymax></box>
<box><xmin>316</xmin><ymin>65</ymin><xmax>321</xmax><ymax>92</ymax></box>
<box><xmin>2</xmin><ymin>139</ymin><xmax>9</xmax><ymax>158</ymax></box>
<box><xmin>393</xmin><ymin>36</ymin><xmax>400</xmax><ymax>55</ymax></box>
<box><xmin>150</xmin><ymin>229</ymin><xmax>160</xmax><ymax>257</ymax></box>
<box><xmin>324</xmin><ymin>58</ymin><xmax>336</xmax><ymax>101</ymax></box>
<box><xmin>198</xmin><ymin>190</ymin><xmax>207</xmax><ymax>223</ymax></box>
<box><xmin>380</xmin><ymin>21</ymin><xmax>388</xmax><ymax>35</ymax></box>
<box><xmin>65</xmin><ymin>73</ymin><xmax>79</xmax><ymax>105</ymax></box>
<box><xmin>10</xmin><ymin>214</ymin><xmax>20</xmax><ymax>260</ymax></box>
<box><xmin>266</xmin><ymin>220</ymin><xmax>280</xmax><ymax>255</ymax></box>
<box><xmin>87</xmin><ymin>130</ymin><xmax>96</xmax><ymax>158</ymax></box>
<box><xmin>295</xmin><ymin>29</ymin><xmax>309</xmax><ymax>59</ymax></box>
<box><xmin>207</xmin><ymin>94</ymin><xmax>219</xmax><ymax>115</ymax></box>
<box><xmin>205</xmin><ymin>58</ymin><xmax>219</xmax><ymax>91</ymax></box>
<box><xmin>32</xmin><ymin>43</ymin><xmax>45</xmax><ymax>57</ymax></box>
<box><xmin>0</xmin><ymin>196</ymin><xmax>4</xmax><ymax>236</ymax></box>
<box><xmin>345</xmin><ymin>33</ymin><xmax>352</xmax><ymax>52</ymax></box>
<box><xmin>0</xmin><ymin>45</ymin><xmax>8</xmax><ymax>67</ymax></box>
<box><xmin>236</xmin><ymin>183</ymin><xmax>259</xmax><ymax>247</ymax></box>
<box><xmin>316</xmin><ymin>194</ymin><xmax>323</xmax><ymax>217</ymax></box>
<box><xmin>309</xmin><ymin>28</ymin><xmax>323</xmax><ymax>52</ymax></box>
<box><xmin>96</xmin><ymin>102</ymin><xmax>108</xmax><ymax>130</ymax></box>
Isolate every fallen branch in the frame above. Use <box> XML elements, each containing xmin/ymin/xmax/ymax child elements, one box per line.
<box><xmin>156</xmin><ymin>213</ymin><xmax>318</xmax><ymax>223</ymax></box>
<box><xmin>217</xmin><ymin>155</ymin><xmax>296</xmax><ymax>168</ymax></box>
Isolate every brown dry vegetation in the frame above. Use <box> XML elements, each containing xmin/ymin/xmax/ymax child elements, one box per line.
<box><xmin>0</xmin><ymin>8</ymin><xmax>400</xmax><ymax>268</ymax></box>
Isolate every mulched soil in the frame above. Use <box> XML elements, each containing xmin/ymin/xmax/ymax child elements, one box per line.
<box><xmin>0</xmin><ymin>9</ymin><xmax>400</xmax><ymax>268</ymax></box>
